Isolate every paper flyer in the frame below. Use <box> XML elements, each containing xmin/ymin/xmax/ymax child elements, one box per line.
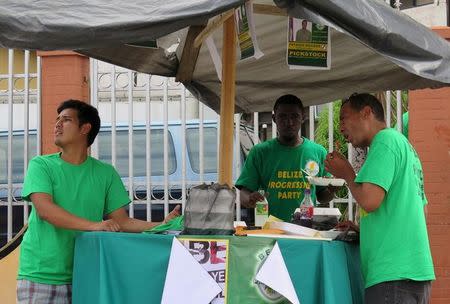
<box><xmin>235</xmin><ymin>1</ymin><xmax>263</xmax><ymax>61</ymax></box>
<box><xmin>287</xmin><ymin>17</ymin><xmax>330</xmax><ymax>70</ymax></box>
<box><xmin>255</xmin><ymin>242</ymin><xmax>300</xmax><ymax>304</ymax></box>
<box><xmin>161</xmin><ymin>238</ymin><xmax>222</xmax><ymax>304</ymax></box>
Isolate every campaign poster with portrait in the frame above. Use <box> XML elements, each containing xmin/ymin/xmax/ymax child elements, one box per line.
<box><xmin>287</xmin><ymin>17</ymin><xmax>330</xmax><ymax>70</ymax></box>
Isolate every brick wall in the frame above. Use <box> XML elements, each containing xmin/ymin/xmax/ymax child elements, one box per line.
<box><xmin>409</xmin><ymin>26</ymin><xmax>450</xmax><ymax>304</ymax></box>
<box><xmin>36</xmin><ymin>51</ymin><xmax>89</xmax><ymax>155</ymax></box>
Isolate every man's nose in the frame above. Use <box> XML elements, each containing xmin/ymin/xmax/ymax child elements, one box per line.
<box><xmin>286</xmin><ymin>117</ymin><xmax>296</xmax><ymax>125</ymax></box>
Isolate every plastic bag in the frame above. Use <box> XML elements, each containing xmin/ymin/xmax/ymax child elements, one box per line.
<box><xmin>182</xmin><ymin>183</ymin><xmax>236</xmax><ymax>235</ymax></box>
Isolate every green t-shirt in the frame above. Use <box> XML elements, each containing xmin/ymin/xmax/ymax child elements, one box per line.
<box><xmin>236</xmin><ymin>138</ymin><xmax>328</xmax><ymax>222</ymax></box>
<box><xmin>355</xmin><ymin>128</ymin><xmax>434</xmax><ymax>288</ymax></box>
<box><xmin>19</xmin><ymin>153</ymin><xmax>130</xmax><ymax>284</ymax></box>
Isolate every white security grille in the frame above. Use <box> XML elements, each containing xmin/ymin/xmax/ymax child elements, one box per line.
<box><xmin>0</xmin><ymin>49</ymin><xmax>40</xmax><ymax>243</ymax></box>
<box><xmin>1</xmin><ymin>55</ymin><xmax>408</xmax><ymax>246</ymax></box>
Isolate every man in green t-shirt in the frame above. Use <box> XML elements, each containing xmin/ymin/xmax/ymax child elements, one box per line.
<box><xmin>235</xmin><ymin>94</ymin><xmax>335</xmax><ymax>222</ymax></box>
<box><xmin>325</xmin><ymin>93</ymin><xmax>434</xmax><ymax>304</ymax></box>
<box><xmin>17</xmin><ymin>100</ymin><xmax>180</xmax><ymax>303</ymax></box>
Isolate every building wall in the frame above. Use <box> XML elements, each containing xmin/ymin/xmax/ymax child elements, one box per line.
<box><xmin>0</xmin><ymin>49</ymin><xmax>37</xmax><ymax>91</ymax></box>
<box><xmin>402</xmin><ymin>0</ymin><xmax>447</xmax><ymax>27</ymax></box>
<box><xmin>37</xmin><ymin>51</ymin><xmax>90</xmax><ymax>155</ymax></box>
<box><xmin>409</xmin><ymin>26</ymin><xmax>450</xmax><ymax>304</ymax></box>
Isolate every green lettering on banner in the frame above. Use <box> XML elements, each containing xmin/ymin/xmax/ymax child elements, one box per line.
<box><xmin>288</xmin><ymin>50</ymin><xmax>328</xmax><ymax>67</ymax></box>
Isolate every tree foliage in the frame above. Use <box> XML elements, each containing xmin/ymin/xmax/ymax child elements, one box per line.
<box><xmin>314</xmin><ymin>101</ymin><xmax>347</xmax><ymax>157</ymax></box>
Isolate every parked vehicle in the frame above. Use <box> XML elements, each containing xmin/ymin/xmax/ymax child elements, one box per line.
<box><xmin>0</xmin><ymin>120</ymin><xmax>256</xmax><ymax>246</ymax></box>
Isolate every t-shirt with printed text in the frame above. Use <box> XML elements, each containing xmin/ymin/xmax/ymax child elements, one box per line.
<box><xmin>236</xmin><ymin>138</ymin><xmax>328</xmax><ymax>222</ymax></box>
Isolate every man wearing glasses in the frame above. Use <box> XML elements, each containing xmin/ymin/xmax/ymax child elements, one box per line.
<box><xmin>236</xmin><ymin>94</ymin><xmax>335</xmax><ymax>222</ymax></box>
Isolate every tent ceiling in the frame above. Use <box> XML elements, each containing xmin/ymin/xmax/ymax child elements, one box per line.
<box><xmin>188</xmin><ymin>15</ymin><xmax>446</xmax><ymax>112</ymax></box>
<box><xmin>1</xmin><ymin>0</ymin><xmax>449</xmax><ymax>112</ymax></box>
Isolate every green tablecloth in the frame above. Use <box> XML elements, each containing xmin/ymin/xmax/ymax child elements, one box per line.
<box><xmin>73</xmin><ymin>232</ymin><xmax>363</xmax><ymax>304</ymax></box>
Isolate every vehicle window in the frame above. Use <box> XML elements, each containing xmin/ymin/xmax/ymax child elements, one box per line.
<box><xmin>97</xmin><ymin>129</ymin><xmax>177</xmax><ymax>177</ymax></box>
<box><xmin>0</xmin><ymin>134</ymin><xmax>38</xmax><ymax>184</ymax></box>
<box><xmin>186</xmin><ymin>127</ymin><xmax>218</xmax><ymax>174</ymax></box>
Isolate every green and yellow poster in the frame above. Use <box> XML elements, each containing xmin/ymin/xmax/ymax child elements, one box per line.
<box><xmin>235</xmin><ymin>1</ymin><xmax>263</xmax><ymax>61</ymax></box>
<box><xmin>287</xmin><ymin>17</ymin><xmax>330</xmax><ymax>70</ymax></box>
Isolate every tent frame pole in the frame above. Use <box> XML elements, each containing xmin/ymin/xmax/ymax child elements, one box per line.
<box><xmin>218</xmin><ymin>17</ymin><xmax>236</xmax><ymax>186</ymax></box>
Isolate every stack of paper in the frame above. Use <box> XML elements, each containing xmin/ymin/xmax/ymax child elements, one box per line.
<box><xmin>269</xmin><ymin>221</ymin><xmax>320</xmax><ymax>237</ymax></box>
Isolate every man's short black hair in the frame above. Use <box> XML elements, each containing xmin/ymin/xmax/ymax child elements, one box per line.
<box><xmin>273</xmin><ymin>94</ymin><xmax>304</xmax><ymax>113</ymax></box>
<box><xmin>57</xmin><ymin>99</ymin><xmax>101</xmax><ymax>147</ymax></box>
<box><xmin>342</xmin><ymin>93</ymin><xmax>385</xmax><ymax>122</ymax></box>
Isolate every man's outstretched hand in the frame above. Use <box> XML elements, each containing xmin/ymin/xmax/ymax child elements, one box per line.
<box><xmin>335</xmin><ymin>220</ymin><xmax>359</xmax><ymax>233</ymax></box>
<box><xmin>163</xmin><ymin>205</ymin><xmax>181</xmax><ymax>224</ymax></box>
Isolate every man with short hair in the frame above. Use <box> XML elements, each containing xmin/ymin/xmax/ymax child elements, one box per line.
<box><xmin>296</xmin><ymin>20</ymin><xmax>312</xmax><ymax>42</ymax></box>
<box><xmin>325</xmin><ymin>93</ymin><xmax>434</xmax><ymax>304</ymax></box>
<box><xmin>236</xmin><ymin>94</ymin><xmax>334</xmax><ymax>222</ymax></box>
<box><xmin>17</xmin><ymin>99</ymin><xmax>180</xmax><ymax>304</ymax></box>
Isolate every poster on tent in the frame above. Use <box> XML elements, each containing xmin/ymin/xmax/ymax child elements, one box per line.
<box><xmin>286</xmin><ymin>17</ymin><xmax>330</xmax><ymax>70</ymax></box>
<box><xmin>179</xmin><ymin>238</ymin><xmax>229</xmax><ymax>303</ymax></box>
<box><xmin>234</xmin><ymin>1</ymin><xmax>263</xmax><ymax>61</ymax></box>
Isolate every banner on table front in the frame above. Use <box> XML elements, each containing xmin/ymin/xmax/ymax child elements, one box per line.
<box><xmin>227</xmin><ymin>237</ymin><xmax>292</xmax><ymax>304</ymax></box>
<box><xmin>177</xmin><ymin>237</ymin><xmax>293</xmax><ymax>303</ymax></box>
<box><xmin>178</xmin><ymin>238</ymin><xmax>229</xmax><ymax>304</ymax></box>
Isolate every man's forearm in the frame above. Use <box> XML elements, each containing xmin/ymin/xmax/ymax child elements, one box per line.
<box><xmin>36</xmin><ymin>201</ymin><xmax>98</xmax><ymax>231</ymax></box>
<box><xmin>119</xmin><ymin>217</ymin><xmax>162</xmax><ymax>233</ymax></box>
<box><xmin>346</xmin><ymin>179</ymin><xmax>366</xmax><ymax>208</ymax></box>
<box><xmin>238</xmin><ymin>188</ymin><xmax>252</xmax><ymax>208</ymax></box>
<box><xmin>341</xmin><ymin>171</ymin><xmax>371</xmax><ymax>211</ymax></box>
<box><xmin>345</xmin><ymin>178</ymin><xmax>382</xmax><ymax>213</ymax></box>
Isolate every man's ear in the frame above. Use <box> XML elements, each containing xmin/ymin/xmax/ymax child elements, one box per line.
<box><xmin>362</xmin><ymin>106</ymin><xmax>372</xmax><ymax>119</ymax></box>
<box><xmin>302</xmin><ymin>108</ymin><xmax>307</xmax><ymax>122</ymax></box>
<box><xmin>80</xmin><ymin>123</ymin><xmax>92</xmax><ymax>135</ymax></box>
<box><xmin>272</xmin><ymin>113</ymin><xmax>276</xmax><ymax>124</ymax></box>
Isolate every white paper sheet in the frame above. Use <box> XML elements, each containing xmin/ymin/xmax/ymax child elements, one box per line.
<box><xmin>161</xmin><ymin>238</ymin><xmax>222</xmax><ymax>304</ymax></box>
<box><xmin>206</xmin><ymin>36</ymin><xmax>222</xmax><ymax>81</ymax></box>
<box><xmin>255</xmin><ymin>242</ymin><xmax>300</xmax><ymax>304</ymax></box>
